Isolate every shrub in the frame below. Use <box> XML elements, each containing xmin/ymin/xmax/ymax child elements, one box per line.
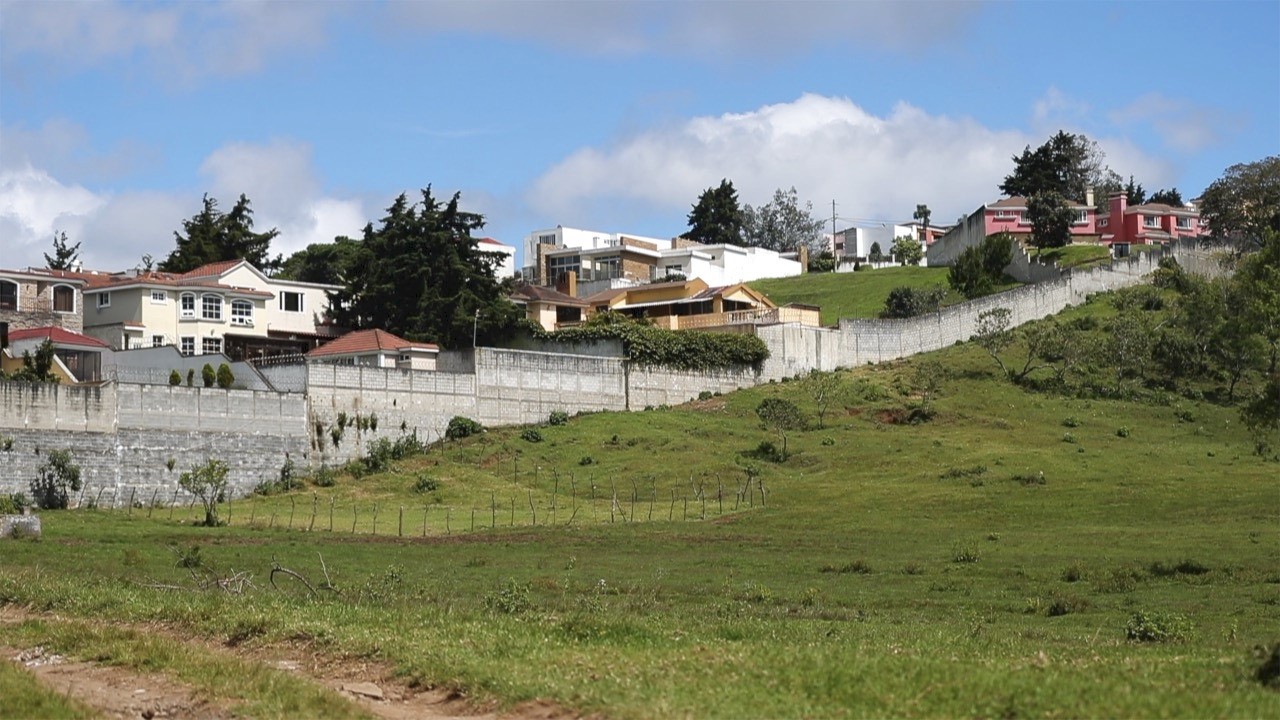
<box><xmin>168</xmin><ymin>369</ymin><xmax>181</xmax><ymax>386</ymax></box>
<box><xmin>445</xmin><ymin>416</ymin><xmax>483</xmax><ymax>440</ymax></box>
<box><xmin>1046</xmin><ymin>593</ymin><xmax>1091</xmax><ymax>617</ymax></box>
<box><xmin>1062</xmin><ymin>416</ymin><xmax>1082</xmax><ymax>428</ymax></box>
<box><xmin>362</xmin><ymin>434</ymin><xmax>427</xmax><ymax>473</ymax></box>
<box><xmin>578</xmin><ymin>455</ymin><xmax>595</xmax><ymax>466</ymax></box>
<box><xmin>311</xmin><ymin>466</ymin><xmax>337</xmax><ymax>488</ymax></box>
<box><xmin>201</xmin><ymin>363</ymin><xmax>215</xmax><ymax>388</ymax></box>
<box><xmin>186</xmin><ymin>368</ymin><xmax>195</xmax><ymax>387</ymax></box>
<box><xmin>1116</xmin><ymin>426</ymin><xmax>1131</xmax><ymax>438</ymax></box>
<box><xmin>941</xmin><ymin>465</ymin><xmax>988</xmax><ymax>480</ymax></box>
<box><xmin>1061</xmin><ymin>560</ymin><xmax>1087</xmax><ymax>583</ymax></box>
<box><xmin>881</xmin><ymin>286</ymin><xmax>946</xmax><ymax>319</ymax></box>
<box><xmin>30</xmin><ymin>449</ymin><xmax>82</xmax><ymax>510</ymax></box>
<box><xmin>698</xmin><ymin>390</ymin><xmax>714</xmax><ymax>401</ymax></box>
<box><xmin>484</xmin><ymin>578</ymin><xmax>533</xmax><ymax>614</ymax></box>
<box><xmin>178</xmin><ymin>459</ymin><xmax>229</xmax><ymax>527</ymax></box>
<box><xmin>952</xmin><ymin>545</ymin><xmax>980</xmax><ymax>563</ymax></box>
<box><xmin>547</xmin><ymin>410</ymin><xmax>569</xmax><ymax>426</ymax></box>
<box><xmin>1062</xmin><ymin>432</ymin><xmax>1077</xmax><ymax>444</ymax></box>
<box><xmin>1149</xmin><ymin>559</ymin><xmax>1210</xmax><ymax>577</ymax></box>
<box><xmin>215</xmin><ymin>363</ymin><xmax>234</xmax><ymax>389</ymax></box>
<box><xmin>412</xmin><ymin>475</ymin><xmax>439</xmax><ymax>494</ymax></box>
<box><xmin>1013</xmin><ymin>471</ymin><xmax>1046</xmax><ymax>486</ymax></box>
<box><xmin>1125</xmin><ymin>610</ymin><xmax>1193</xmax><ymax>643</ymax></box>
<box><xmin>521</xmin><ymin>428</ymin><xmax>544</xmax><ymax>443</ymax></box>
<box><xmin>821</xmin><ymin>559</ymin><xmax>872</xmax><ymax>574</ymax></box>
<box><xmin>0</xmin><ymin>492</ymin><xmax>30</xmax><ymax>515</ymax></box>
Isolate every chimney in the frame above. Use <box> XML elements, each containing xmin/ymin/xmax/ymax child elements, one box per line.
<box><xmin>1085</xmin><ymin>188</ymin><xmax>1094</xmax><ymax>208</ymax></box>
<box><xmin>556</xmin><ymin>270</ymin><xmax>577</xmax><ymax>297</ymax></box>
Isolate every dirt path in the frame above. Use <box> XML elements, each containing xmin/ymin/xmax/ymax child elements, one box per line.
<box><xmin>2</xmin><ymin>607</ymin><xmax>582</xmax><ymax>720</ymax></box>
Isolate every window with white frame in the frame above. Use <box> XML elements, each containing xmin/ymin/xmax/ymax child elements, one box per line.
<box><xmin>995</xmin><ymin>210</ymin><xmax>1012</xmax><ymax>219</ymax></box>
<box><xmin>1176</xmin><ymin>217</ymin><xmax>1192</xmax><ymax>229</ymax></box>
<box><xmin>53</xmin><ymin>285</ymin><xmax>75</xmax><ymax>313</ymax></box>
<box><xmin>152</xmin><ymin>335</ymin><xmax>165</xmax><ymax>348</ymax></box>
<box><xmin>201</xmin><ymin>294</ymin><xmax>222</xmax><ymax>320</ymax></box>
<box><xmin>180</xmin><ymin>293</ymin><xmax>196</xmax><ymax>318</ymax></box>
<box><xmin>1143</xmin><ymin>215</ymin><xmax>1160</xmax><ymax>228</ymax></box>
<box><xmin>1075</xmin><ymin>210</ymin><xmax>1088</xmax><ymax>225</ymax></box>
<box><xmin>279</xmin><ymin>291</ymin><xmax>303</xmax><ymax>313</ymax></box>
<box><xmin>151</xmin><ymin>290</ymin><xmax>167</xmax><ymax>303</ymax></box>
<box><xmin>0</xmin><ymin>280</ymin><xmax>17</xmax><ymax>311</ymax></box>
<box><xmin>1018</xmin><ymin>211</ymin><xmax>1030</xmax><ymax>225</ymax></box>
<box><xmin>180</xmin><ymin>336</ymin><xmax>195</xmax><ymax>355</ymax></box>
<box><xmin>202</xmin><ymin>337</ymin><xmax>222</xmax><ymax>355</ymax></box>
<box><xmin>230</xmin><ymin>299</ymin><xmax>253</xmax><ymax>326</ymax></box>
<box><xmin>97</xmin><ymin>292</ymin><xmax>111</xmax><ymax>308</ymax></box>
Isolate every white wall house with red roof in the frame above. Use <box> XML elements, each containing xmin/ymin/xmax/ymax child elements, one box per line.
<box><xmin>477</xmin><ymin>237</ymin><xmax>517</xmax><ymax>279</ymax></box>
<box><xmin>3</xmin><ymin>326</ymin><xmax>111</xmax><ymax>383</ymax></box>
<box><xmin>306</xmin><ymin>328</ymin><xmax>439</xmax><ymax>370</ymax></box>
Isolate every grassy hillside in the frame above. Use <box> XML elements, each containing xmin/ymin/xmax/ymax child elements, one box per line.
<box><xmin>752</xmin><ymin>266</ymin><xmax>1018</xmax><ymax>325</ymax></box>
<box><xmin>1</xmin><ymin>289</ymin><xmax>1277</xmax><ymax>718</ymax></box>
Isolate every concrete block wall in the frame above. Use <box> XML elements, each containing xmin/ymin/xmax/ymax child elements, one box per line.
<box><xmin>628</xmin><ymin>364</ymin><xmax>760</xmax><ymax>408</ymax></box>
<box><xmin>475</xmin><ymin>348</ymin><xmax>627</xmax><ymax>424</ymax></box>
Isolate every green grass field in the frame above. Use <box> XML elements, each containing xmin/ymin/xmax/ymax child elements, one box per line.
<box><xmin>752</xmin><ymin>266</ymin><xmax>1018</xmax><ymax>326</ymax></box>
<box><xmin>2</xmin><ymin>292</ymin><xmax>1278</xmax><ymax>718</ymax></box>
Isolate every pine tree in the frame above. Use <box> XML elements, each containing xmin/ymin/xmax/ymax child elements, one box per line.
<box><xmin>159</xmin><ymin>194</ymin><xmax>281</xmax><ymax>274</ymax></box>
<box><xmin>44</xmin><ymin>231</ymin><xmax>81</xmax><ymax>270</ymax></box>
<box><xmin>686</xmin><ymin>179</ymin><xmax>744</xmax><ymax>246</ymax></box>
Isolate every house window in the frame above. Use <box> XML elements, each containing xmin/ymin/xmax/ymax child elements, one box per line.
<box><xmin>201</xmin><ymin>294</ymin><xmax>222</xmax><ymax>320</ymax></box>
<box><xmin>230</xmin><ymin>299</ymin><xmax>253</xmax><ymax>326</ymax></box>
<box><xmin>1143</xmin><ymin>215</ymin><xmax>1160</xmax><ymax>228</ymax></box>
<box><xmin>152</xmin><ymin>335</ymin><xmax>165</xmax><ymax>348</ymax></box>
<box><xmin>279</xmin><ymin>291</ymin><xmax>303</xmax><ymax>313</ymax></box>
<box><xmin>995</xmin><ymin>210</ymin><xmax>1012</xmax><ymax>219</ymax></box>
<box><xmin>1075</xmin><ymin>210</ymin><xmax>1088</xmax><ymax>225</ymax></box>
<box><xmin>202</xmin><ymin>337</ymin><xmax>222</xmax><ymax>355</ymax></box>
<box><xmin>0</xmin><ymin>280</ymin><xmax>16</xmax><ymax>311</ymax></box>
<box><xmin>1099</xmin><ymin>217</ymin><xmax>1109</xmax><ymax>228</ymax></box>
<box><xmin>97</xmin><ymin>292</ymin><xmax>111</xmax><ymax>308</ymax></box>
<box><xmin>151</xmin><ymin>290</ymin><xmax>167</xmax><ymax>303</ymax></box>
<box><xmin>538</xmin><ymin>234</ymin><xmax>556</xmax><ymax>244</ymax></box>
<box><xmin>180</xmin><ymin>336</ymin><xmax>195</xmax><ymax>355</ymax></box>
<box><xmin>1176</xmin><ymin>217</ymin><xmax>1192</xmax><ymax>229</ymax></box>
<box><xmin>52</xmin><ymin>285</ymin><xmax>75</xmax><ymax>313</ymax></box>
<box><xmin>1018</xmin><ymin>211</ymin><xmax>1030</xmax><ymax>225</ymax></box>
<box><xmin>180</xmin><ymin>293</ymin><xmax>196</xmax><ymax>318</ymax></box>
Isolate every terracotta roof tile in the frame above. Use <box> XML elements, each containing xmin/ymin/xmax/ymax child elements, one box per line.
<box><xmin>8</xmin><ymin>326</ymin><xmax>110</xmax><ymax>349</ymax></box>
<box><xmin>510</xmin><ymin>283</ymin><xmax>588</xmax><ymax>307</ymax></box>
<box><xmin>181</xmin><ymin>259</ymin><xmax>245</xmax><ymax>278</ymax></box>
<box><xmin>307</xmin><ymin>329</ymin><xmax>438</xmax><ymax>357</ymax></box>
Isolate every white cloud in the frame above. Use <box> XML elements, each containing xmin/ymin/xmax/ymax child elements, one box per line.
<box><xmin>1110</xmin><ymin>93</ymin><xmax>1231</xmax><ymax>153</ymax></box>
<box><xmin>1031</xmin><ymin>87</ymin><xmax>1092</xmax><ymax>132</ymax></box>
<box><xmin>0</xmin><ymin>119</ymin><xmax>159</xmax><ymax>182</ymax></box>
<box><xmin>529</xmin><ymin>94</ymin><xmax>1023</xmax><ymax>231</ymax></box>
<box><xmin>0</xmin><ymin>139</ymin><xmax>368</xmax><ymax>271</ymax></box>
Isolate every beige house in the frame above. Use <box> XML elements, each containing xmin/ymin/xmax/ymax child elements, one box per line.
<box><xmin>510</xmin><ymin>281</ymin><xmax>589</xmax><ymax>331</ymax></box>
<box><xmin>585</xmin><ymin>278</ymin><xmax>820</xmax><ymax>331</ymax></box>
<box><xmin>76</xmin><ymin>260</ymin><xmax>342</xmax><ymax>359</ymax></box>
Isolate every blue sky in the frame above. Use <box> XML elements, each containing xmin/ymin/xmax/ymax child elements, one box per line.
<box><xmin>2</xmin><ymin>0</ymin><xmax>1277</xmax><ymax>272</ymax></box>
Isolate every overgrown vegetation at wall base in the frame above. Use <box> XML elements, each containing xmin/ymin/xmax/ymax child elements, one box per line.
<box><xmin>529</xmin><ymin>313</ymin><xmax>769</xmax><ymax>371</ymax></box>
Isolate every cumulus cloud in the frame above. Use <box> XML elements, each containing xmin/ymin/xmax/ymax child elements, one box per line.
<box><xmin>528</xmin><ymin>94</ymin><xmax>1038</xmax><ymax>231</ymax></box>
<box><xmin>0</xmin><ymin>138</ymin><xmax>368</xmax><ymax>270</ymax></box>
<box><xmin>1110</xmin><ymin>93</ymin><xmax>1232</xmax><ymax>153</ymax></box>
<box><xmin>527</xmin><ymin>93</ymin><xmax>1183</xmax><ymax>235</ymax></box>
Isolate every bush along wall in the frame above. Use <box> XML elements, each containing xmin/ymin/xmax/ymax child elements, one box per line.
<box><xmin>527</xmin><ymin>321</ymin><xmax>769</xmax><ymax>372</ymax></box>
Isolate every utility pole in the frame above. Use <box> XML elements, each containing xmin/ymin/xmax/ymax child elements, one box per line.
<box><xmin>830</xmin><ymin>200</ymin><xmax>839</xmax><ymax>272</ymax></box>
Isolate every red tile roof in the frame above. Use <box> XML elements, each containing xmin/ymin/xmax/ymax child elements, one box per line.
<box><xmin>181</xmin><ymin>259</ymin><xmax>245</xmax><ymax>278</ymax></box>
<box><xmin>510</xmin><ymin>283</ymin><xmax>589</xmax><ymax>307</ymax></box>
<box><xmin>477</xmin><ymin>237</ymin><xmax>511</xmax><ymax>247</ymax></box>
<box><xmin>65</xmin><ymin>268</ymin><xmax>272</xmax><ymax>298</ymax></box>
<box><xmin>307</xmin><ymin>329</ymin><xmax>438</xmax><ymax>357</ymax></box>
<box><xmin>8</xmin><ymin>326</ymin><xmax>110</xmax><ymax>349</ymax></box>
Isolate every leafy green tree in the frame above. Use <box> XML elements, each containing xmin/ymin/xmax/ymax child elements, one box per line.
<box><xmin>1236</xmin><ymin>230</ymin><xmax>1280</xmax><ymax>374</ymax></box>
<box><xmin>950</xmin><ymin>234</ymin><xmax>1011</xmax><ymax>299</ymax></box>
<box><xmin>44</xmin><ymin>231</ymin><xmax>80</xmax><ymax>270</ymax></box>
<box><xmin>1199</xmin><ymin>156</ymin><xmax>1280</xmax><ymax>250</ymax></box>
<box><xmin>973</xmin><ymin>308</ymin><xmax>1014</xmax><ymax>377</ymax></box>
<box><xmin>804</xmin><ymin>371</ymin><xmax>847</xmax><ymax>429</ymax></box>
<box><xmin>881</xmin><ymin>286</ymin><xmax>945</xmax><ymax>319</ymax></box>
<box><xmin>755</xmin><ymin>397</ymin><xmax>806</xmax><ymax>459</ymax></box>
<box><xmin>30</xmin><ymin>449</ymin><xmax>81</xmax><ymax>510</ymax></box>
<box><xmin>1148</xmin><ymin>188</ymin><xmax>1184</xmax><ymax>207</ymax></box>
<box><xmin>168</xmin><ymin>369</ymin><xmax>181</xmax><ymax>386</ymax></box>
<box><xmin>14</xmin><ymin>339</ymin><xmax>57</xmax><ymax>383</ymax></box>
<box><xmin>892</xmin><ymin>235</ymin><xmax>923</xmax><ymax>266</ymax></box>
<box><xmin>1000</xmin><ymin>131</ymin><xmax>1113</xmax><ymax>202</ymax></box>
<box><xmin>179</xmin><ymin>459</ymin><xmax>229</xmax><ymax>527</ymax></box>
<box><xmin>742</xmin><ymin>187</ymin><xmax>826</xmax><ymax>255</ymax></box>
<box><xmin>201</xmin><ymin>363</ymin><xmax>215</xmax><ymax>388</ymax></box>
<box><xmin>1026</xmin><ymin>191</ymin><xmax>1075</xmax><ymax>253</ymax></box>
<box><xmin>686</xmin><ymin>179</ymin><xmax>745</xmax><ymax>246</ymax></box>
<box><xmin>869</xmin><ymin>242</ymin><xmax>884</xmax><ymax>263</ymax></box>
<box><xmin>277</xmin><ymin>236</ymin><xmax>363</xmax><ymax>285</ymax></box>
<box><xmin>329</xmin><ymin>187</ymin><xmax>522</xmax><ymax>348</ymax></box>
<box><xmin>159</xmin><ymin>194</ymin><xmax>281</xmax><ymax>274</ymax></box>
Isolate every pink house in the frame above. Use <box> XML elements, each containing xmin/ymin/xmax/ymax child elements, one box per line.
<box><xmin>1095</xmin><ymin>193</ymin><xmax>1205</xmax><ymax>246</ymax></box>
<box><xmin>981</xmin><ymin>196</ymin><xmax>1098</xmax><ymax>238</ymax></box>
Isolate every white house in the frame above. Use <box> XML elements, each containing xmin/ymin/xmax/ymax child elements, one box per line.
<box><xmin>477</xmin><ymin>237</ymin><xmax>517</xmax><ymax>279</ymax></box>
<box><xmin>307</xmin><ymin>328</ymin><xmax>439</xmax><ymax>370</ymax></box>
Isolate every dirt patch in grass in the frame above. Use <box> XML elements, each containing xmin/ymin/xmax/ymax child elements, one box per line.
<box><xmin>6</xmin><ymin>645</ymin><xmax>236</xmax><ymax>720</ymax></box>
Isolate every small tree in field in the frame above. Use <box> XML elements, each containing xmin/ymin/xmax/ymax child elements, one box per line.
<box><xmin>30</xmin><ymin>449</ymin><xmax>81</xmax><ymax>509</ymax></box>
<box><xmin>756</xmin><ymin>397</ymin><xmax>806</xmax><ymax>460</ymax></box>
<box><xmin>805</xmin><ymin>370</ymin><xmax>847</xmax><ymax>429</ymax></box>
<box><xmin>974</xmin><ymin>308</ymin><xmax>1015</xmax><ymax>377</ymax></box>
<box><xmin>179</xmin><ymin>459</ymin><xmax>229</xmax><ymax>527</ymax></box>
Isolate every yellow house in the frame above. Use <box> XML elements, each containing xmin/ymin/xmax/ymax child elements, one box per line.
<box><xmin>584</xmin><ymin>279</ymin><xmax>819</xmax><ymax>330</ymax></box>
